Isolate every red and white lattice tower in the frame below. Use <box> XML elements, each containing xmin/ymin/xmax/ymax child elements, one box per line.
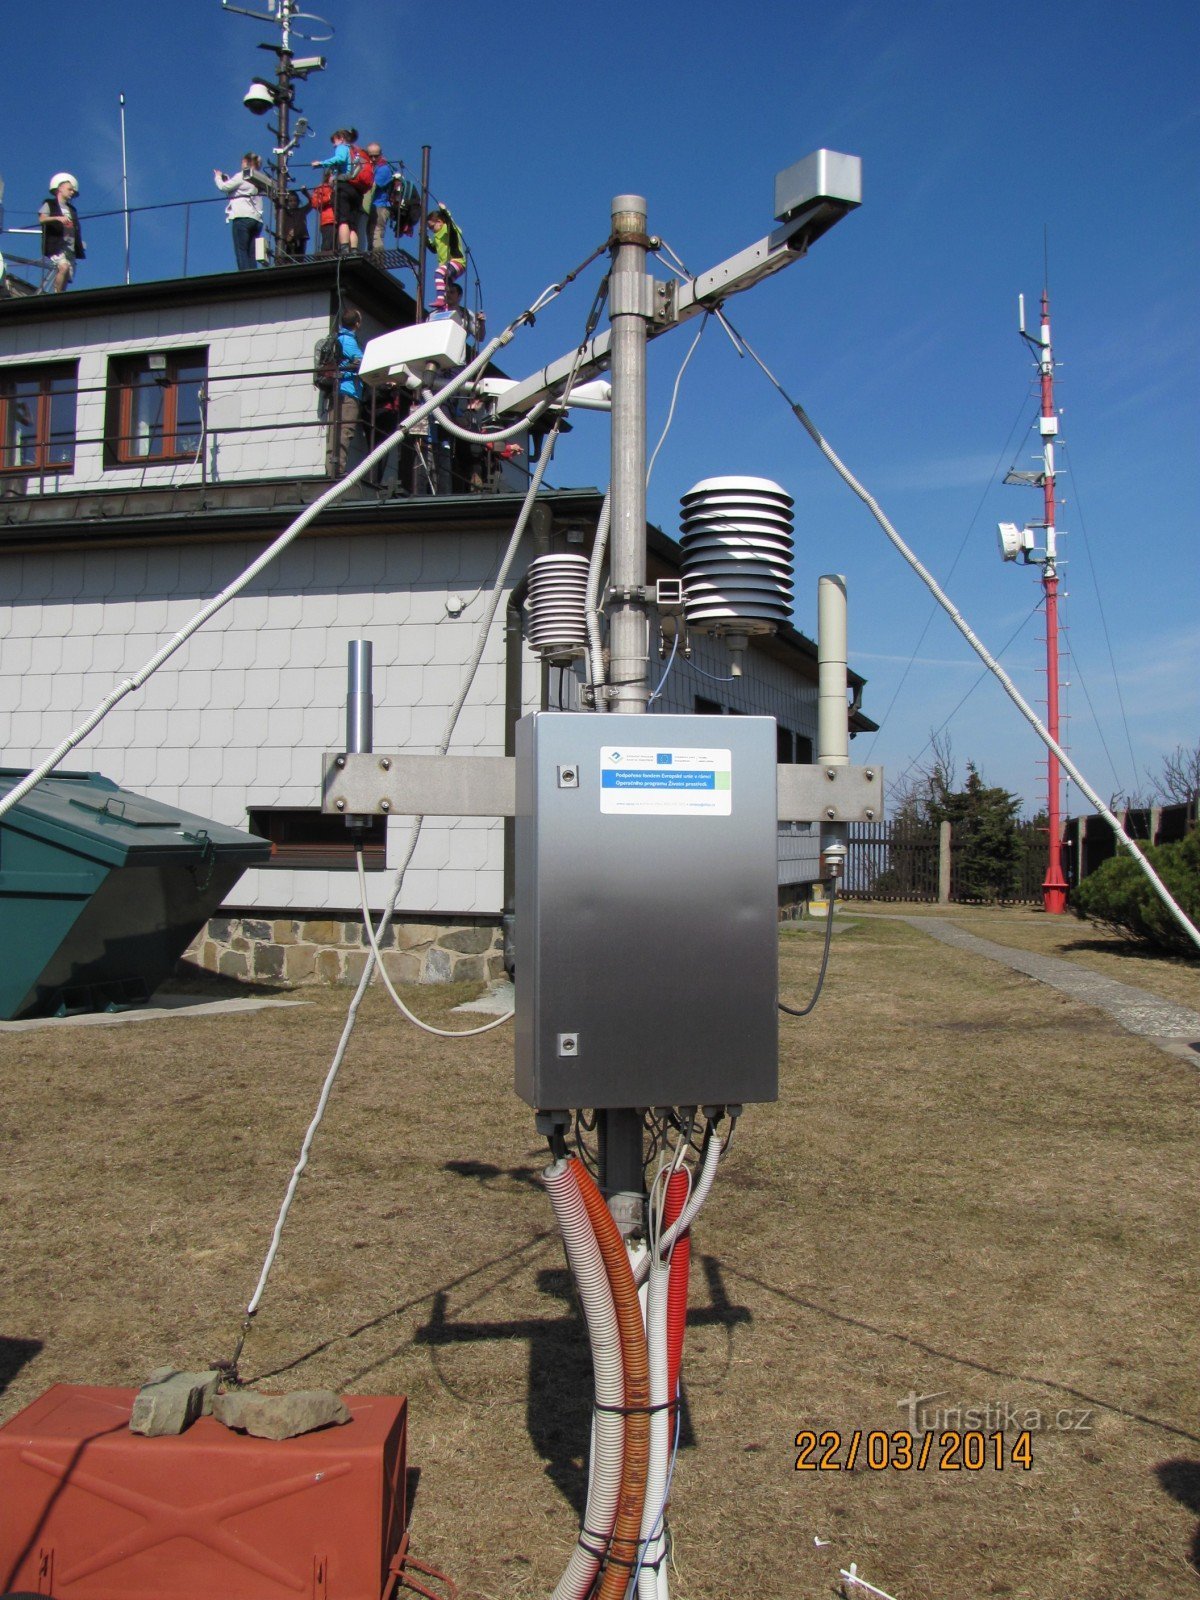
<box><xmin>1000</xmin><ymin>289</ymin><xmax>1069</xmax><ymax>913</ymax></box>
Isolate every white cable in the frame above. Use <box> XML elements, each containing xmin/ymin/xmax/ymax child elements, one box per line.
<box><xmin>633</xmin><ymin>1131</ymin><xmax>722</xmax><ymax>1288</ymax></box>
<box><xmin>637</xmin><ymin>1256</ymin><xmax>672</xmax><ymax>1600</ymax></box>
<box><xmin>429</xmin><ymin>396</ymin><xmax>550</xmax><ymax>443</ymax></box>
<box><xmin>244</xmin><ymin>421</ymin><xmax>562</xmax><ymax>1317</ymax></box>
<box><xmin>244</xmin><ymin>309</ymin><xmax>596</xmax><ymax>1320</ymax></box>
<box><xmin>356</xmin><ymin>851</ymin><xmax>511</xmax><ymax>1036</ymax></box>
<box><xmin>585</xmin><ymin>492</ymin><xmax>611</xmax><ymax>694</ymax></box>
<box><xmin>731</xmin><ymin>331</ymin><xmax>1200</xmax><ymax>955</ymax></box>
<box><xmin>646</xmin><ymin>313</ymin><xmax>708</xmax><ymax>489</ymax></box>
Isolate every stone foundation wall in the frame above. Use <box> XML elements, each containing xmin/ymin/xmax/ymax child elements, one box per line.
<box><xmin>182</xmin><ymin>914</ymin><xmax>505</xmax><ymax>988</ymax></box>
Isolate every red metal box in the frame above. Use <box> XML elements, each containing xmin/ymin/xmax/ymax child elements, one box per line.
<box><xmin>0</xmin><ymin>1384</ymin><xmax>407</xmax><ymax>1600</ymax></box>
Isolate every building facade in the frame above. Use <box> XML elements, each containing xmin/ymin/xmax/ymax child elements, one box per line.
<box><xmin>0</xmin><ymin>260</ymin><xmax>871</xmax><ymax>985</ymax></box>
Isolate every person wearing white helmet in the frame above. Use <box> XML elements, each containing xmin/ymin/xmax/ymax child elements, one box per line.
<box><xmin>39</xmin><ymin>173</ymin><xmax>85</xmax><ymax>293</ymax></box>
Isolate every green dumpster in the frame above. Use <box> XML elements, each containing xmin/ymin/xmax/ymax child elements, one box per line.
<box><xmin>0</xmin><ymin>770</ymin><xmax>272</xmax><ymax>1020</ymax></box>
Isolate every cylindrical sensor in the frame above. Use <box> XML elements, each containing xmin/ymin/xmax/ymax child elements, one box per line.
<box><xmin>346</xmin><ymin>639</ymin><xmax>373</xmax><ymax>755</ymax></box>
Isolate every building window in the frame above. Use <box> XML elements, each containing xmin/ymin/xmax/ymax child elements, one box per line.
<box><xmin>0</xmin><ymin>363</ymin><xmax>78</xmax><ymax>475</ymax></box>
<box><xmin>247</xmin><ymin>808</ymin><xmax>387</xmax><ymax>871</ymax></box>
<box><xmin>106</xmin><ymin>349</ymin><xmax>206</xmax><ymax>465</ymax></box>
<box><xmin>695</xmin><ymin>696</ymin><xmax>723</xmax><ymax>715</ymax></box>
<box><xmin>777</xmin><ymin>727</ymin><xmax>814</xmax><ymax>764</ymax></box>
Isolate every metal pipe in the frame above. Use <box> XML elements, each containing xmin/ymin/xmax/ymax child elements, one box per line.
<box><xmin>817</xmin><ymin>574</ymin><xmax>849</xmax><ymax>766</ymax></box>
<box><xmin>606</xmin><ymin>194</ymin><xmax>650</xmax><ymax>716</ymax></box>
<box><xmin>119</xmin><ymin>92</ymin><xmax>131</xmax><ymax>286</ymax></box>
<box><xmin>817</xmin><ymin>573</ymin><xmax>849</xmax><ymax>881</ymax></box>
<box><xmin>346</xmin><ymin>639</ymin><xmax>373</xmax><ymax>754</ymax></box>
<box><xmin>600</xmin><ymin>194</ymin><xmax>652</xmax><ymax>1232</ymax></box>
<box><xmin>416</xmin><ymin>144</ymin><xmax>432</xmax><ymax>318</ymax></box>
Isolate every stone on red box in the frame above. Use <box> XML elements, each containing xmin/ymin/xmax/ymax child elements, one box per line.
<box><xmin>0</xmin><ymin>1383</ymin><xmax>407</xmax><ymax>1599</ymax></box>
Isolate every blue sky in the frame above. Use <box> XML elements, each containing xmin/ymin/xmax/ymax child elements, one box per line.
<box><xmin>3</xmin><ymin>0</ymin><xmax>1196</xmax><ymax>813</ymax></box>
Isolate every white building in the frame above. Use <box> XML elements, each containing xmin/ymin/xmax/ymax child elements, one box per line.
<box><xmin>0</xmin><ymin>260</ymin><xmax>873</xmax><ymax>985</ymax></box>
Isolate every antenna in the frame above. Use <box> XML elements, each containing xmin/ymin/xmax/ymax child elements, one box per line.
<box><xmin>998</xmin><ymin>285</ymin><xmax>1069</xmax><ymax>914</ymax></box>
<box><xmin>1017</xmin><ymin>292</ymin><xmax>1025</xmax><ymax>336</ymax></box>
<box><xmin>119</xmin><ymin>93</ymin><xmax>131</xmax><ymax>286</ymax></box>
<box><xmin>224</xmin><ymin>0</ymin><xmax>333</xmax><ymax>260</ymax></box>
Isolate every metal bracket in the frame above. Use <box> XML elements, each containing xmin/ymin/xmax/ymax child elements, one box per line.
<box><xmin>608</xmin><ymin>272</ymin><xmax>657</xmax><ymax>319</ymax></box>
<box><xmin>778</xmin><ymin>763</ymin><xmax>882</xmax><ymax>823</ymax></box>
<box><xmin>323</xmin><ymin>752</ymin><xmax>882</xmax><ymax>823</ymax></box>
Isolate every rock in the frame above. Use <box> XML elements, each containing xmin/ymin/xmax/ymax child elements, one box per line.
<box><xmin>129</xmin><ymin>1368</ymin><xmax>221</xmax><ymax>1436</ymax></box>
<box><xmin>212</xmin><ymin>1388</ymin><xmax>351</xmax><ymax>1441</ymax></box>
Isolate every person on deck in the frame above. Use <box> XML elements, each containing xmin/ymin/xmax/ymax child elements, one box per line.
<box><xmin>39</xmin><ymin>173</ymin><xmax>85</xmax><ymax>292</ymax></box>
<box><xmin>214</xmin><ymin>154</ymin><xmax>271</xmax><ymax>270</ymax></box>
<box><xmin>365</xmin><ymin>143</ymin><xmax>393</xmax><ymax>257</ymax></box>
<box><xmin>311</xmin><ymin>130</ymin><xmax>357</xmax><ymax>253</ymax></box>
<box><xmin>309</xmin><ymin>182</ymin><xmax>335</xmax><ymax>254</ymax></box>
<box><xmin>426</xmin><ymin>204</ymin><xmax>465</xmax><ymax>310</ymax></box>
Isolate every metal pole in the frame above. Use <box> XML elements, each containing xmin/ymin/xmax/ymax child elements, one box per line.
<box><xmin>183</xmin><ymin>203</ymin><xmax>191</xmax><ymax>277</ymax></box>
<box><xmin>119</xmin><ymin>93</ymin><xmax>131</xmax><ymax>285</ymax></box>
<box><xmin>599</xmin><ymin>192</ymin><xmax>652</xmax><ymax>1231</ymax></box>
<box><xmin>817</xmin><ymin>574</ymin><xmax>849</xmax><ymax>885</ymax></box>
<box><xmin>346</xmin><ymin>640</ymin><xmax>374</xmax><ymax>754</ymax></box>
<box><xmin>273</xmin><ymin>5</ymin><xmax>293</xmax><ymax>265</ymax></box>
<box><xmin>416</xmin><ymin>145</ymin><xmax>432</xmax><ymax>317</ymax></box>
<box><xmin>1038</xmin><ymin>291</ymin><xmax>1068</xmax><ymax>913</ymax></box>
<box><xmin>607</xmin><ymin>194</ymin><xmax>650</xmax><ymax>714</ymax></box>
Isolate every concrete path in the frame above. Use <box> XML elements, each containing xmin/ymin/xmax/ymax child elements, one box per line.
<box><xmin>0</xmin><ymin>993</ymin><xmax>308</xmax><ymax>1033</ymax></box>
<box><xmin>893</xmin><ymin>916</ymin><xmax>1200</xmax><ymax>1064</ymax></box>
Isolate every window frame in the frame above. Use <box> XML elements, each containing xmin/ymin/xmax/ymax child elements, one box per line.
<box><xmin>0</xmin><ymin>361</ymin><xmax>79</xmax><ymax>477</ymax></box>
<box><xmin>247</xmin><ymin>807</ymin><xmax>387</xmax><ymax>872</ymax></box>
<box><xmin>105</xmin><ymin>347</ymin><xmax>207</xmax><ymax>467</ymax></box>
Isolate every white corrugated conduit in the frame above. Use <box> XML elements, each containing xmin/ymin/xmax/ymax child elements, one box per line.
<box><xmin>543</xmin><ymin>1160</ymin><xmax>626</xmax><ymax>1600</ymax></box>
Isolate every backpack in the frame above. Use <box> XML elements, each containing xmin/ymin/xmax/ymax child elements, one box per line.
<box><xmin>312</xmin><ymin>330</ymin><xmax>341</xmax><ymax>392</ymax></box>
<box><xmin>389</xmin><ymin>172</ymin><xmax>422</xmax><ymax>234</ymax></box>
<box><xmin>346</xmin><ymin>146</ymin><xmax>376</xmax><ymax>194</ymax></box>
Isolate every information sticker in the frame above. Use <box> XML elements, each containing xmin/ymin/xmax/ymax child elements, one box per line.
<box><xmin>599</xmin><ymin>745</ymin><xmax>732</xmax><ymax>816</ymax></box>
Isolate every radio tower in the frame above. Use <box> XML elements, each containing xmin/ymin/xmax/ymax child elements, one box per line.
<box><xmin>999</xmin><ymin>287</ymin><xmax>1069</xmax><ymax>913</ymax></box>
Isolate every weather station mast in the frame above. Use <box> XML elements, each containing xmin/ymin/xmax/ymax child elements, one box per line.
<box><xmin>222</xmin><ymin>0</ymin><xmax>332</xmax><ymax>258</ymax></box>
<box><xmin>998</xmin><ymin>288</ymin><xmax>1069</xmax><ymax>914</ymax></box>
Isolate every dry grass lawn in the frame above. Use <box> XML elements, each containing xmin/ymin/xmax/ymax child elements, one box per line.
<box><xmin>2</xmin><ymin>912</ymin><xmax>1197</xmax><ymax>1600</ymax></box>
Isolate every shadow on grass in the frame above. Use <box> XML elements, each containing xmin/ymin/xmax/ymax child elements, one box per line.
<box><xmin>725</xmin><ymin>1263</ymin><xmax>1200</xmax><ymax>1446</ymax></box>
<box><xmin>442</xmin><ymin>1158</ymin><xmax>543</xmax><ymax>1191</ymax></box>
<box><xmin>1154</xmin><ymin>1459</ymin><xmax>1200</xmax><ymax>1572</ymax></box>
<box><xmin>411</xmin><ymin>1253</ymin><xmax>749</xmax><ymax>1514</ymax></box>
<box><xmin>1059</xmin><ymin>935</ymin><xmax>1198</xmax><ymax>968</ymax></box>
<box><xmin>0</xmin><ymin>1336</ymin><xmax>42</xmax><ymax>1398</ymax></box>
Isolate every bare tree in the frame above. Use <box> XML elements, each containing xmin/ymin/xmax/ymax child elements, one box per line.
<box><xmin>1154</xmin><ymin>741</ymin><xmax>1200</xmax><ymax>805</ymax></box>
<box><xmin>888</xmin><ymin>730</ymin><xmax>956</xmax><ymax>824</ymax></box>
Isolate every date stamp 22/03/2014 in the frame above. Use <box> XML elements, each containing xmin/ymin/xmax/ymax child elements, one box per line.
<box><xmin>794</xmin><ymin>1429</ymin><xmax>1033</xmax><ymax>1472</ymax></box>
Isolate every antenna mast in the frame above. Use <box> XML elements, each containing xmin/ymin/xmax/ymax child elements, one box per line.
<box><xmin>1035</xmin><ymin>290</ymin><xmax>1068</xmax><ymax>913</ymax></box>
<box><xmin>223</xmin><ymin>0</ymin><xmax>331</xmax><ymax>262</ymax></box>
<box><xmin>1001</xmin><ymin>288</ymin><xmax>1069</xmax><ymax>913</ymax></box>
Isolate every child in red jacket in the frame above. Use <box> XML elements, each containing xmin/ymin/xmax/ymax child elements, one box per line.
<box><xmin>309</xmin><ymin>183</ymin><xmax>335</xmax><ymax>254</ymax></box>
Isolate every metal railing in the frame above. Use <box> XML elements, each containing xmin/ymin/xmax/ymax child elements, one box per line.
<box><xmin>0</xmin><ymin>361</ymin><xmax>535</xmax><ymax>501</ymax></box>
<box><xmin>1</xmin><ymin>191</ymin><xmax>424</xmax><ymax>291</ymax></box>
